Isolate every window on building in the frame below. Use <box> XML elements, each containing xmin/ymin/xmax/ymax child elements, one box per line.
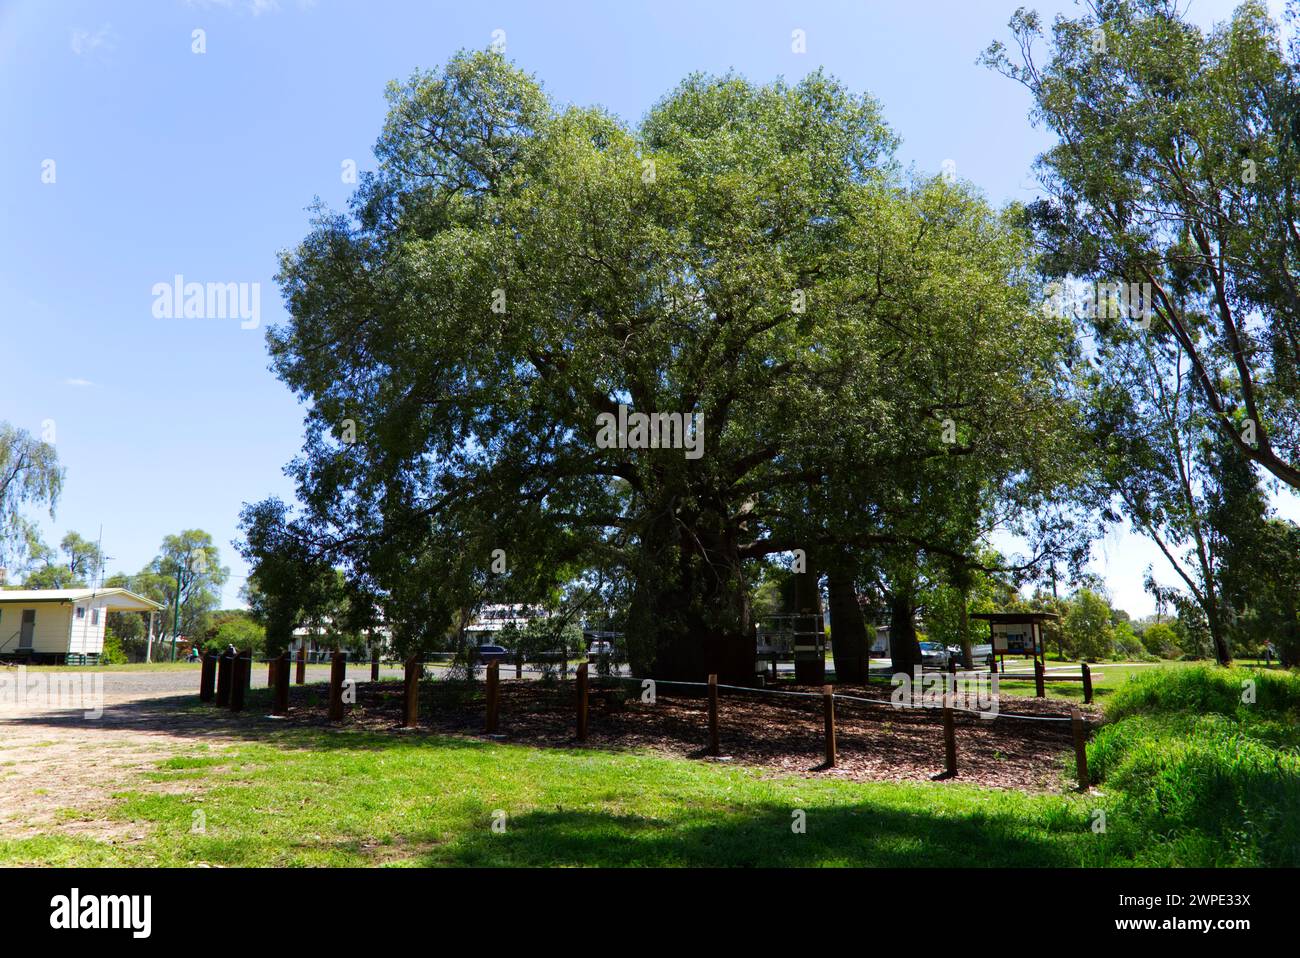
<box><xmin>75</xmin><ymin>606</ymin><xmax>85</xmax><ymax>620</ymax></box>
<box><xmin>91</xmin><ymin>609</ymin><xmax>100</xmax><ymax>626</ymax></box>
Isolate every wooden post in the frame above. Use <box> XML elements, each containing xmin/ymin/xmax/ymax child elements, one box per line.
<box><xmin>1071</xmin><ymin>707</ymin><xmax>1090</xmax><ymax>790</ymax></box>
<box><xmin>230</xmin><ymin>654</ymin><xmax>247</xmax><ymax>712</ymax></box>
<box><xmin>402</xmin><ymin>655</ymin><xmax>420</xmax><ymax>728</ymax></box>
<box><xmin>1081</xmin><ymin>661</ymin><xmax>1093</xmax><ymax>704</ymax></box>
<box><xmin>515</xmin><ymin>652</ymin><xmax>522</xmax><ymax>679</ymax></box>
<box><xmin>1034</xmin><ymin>657</ymin><xmax>1045</xmax><ymax>698</ymax></box>
<box><xmin>370</xmin><ymin>647</ymin><xmax>380</xmax><ymax>683</ymax></box>
<box><xmin>215</xmin><ymin>651</ymin><xmax>233</xmax><ymax>707</ymax></box>
<box><xmin>199</xmin><ymin>652</ymin><xmax>216</xmax><ymax>702</ymax></box>
<box><xmin>822</xmin><ymin>684</ymin><xmax>836</xmax><ymax>767</ymax></box>
<box><xmin>273</xmin><ymin>651</ymin><xmax>290</xmax><ymax>716</ymax></box>
<box><xmin>486</xmin><ymin>661</ymin><xmax>499</xmax><ymax>733</ymax></box>
<box><xmin>576</xmin><ymin>662</ymin><xmax>589</xmax><ymax>741</ymax></box>
<box><xmin>942</xmin><ymin>705</ymin><xmax>957</xmax><ymax>776</ymax></box>
<box><xmin>328</xmin><ymin>650</ymin><xmax>345</xmax><ymax>721</ymax></box>
<box><xmin>296</xmin><ymin>643</ymin><xmax>306</xmax><ymax>685</ymax></box>
<box><xmin>707</xmin><ymin>674</ymin><xmax>720</xmax><ymax>757</ymax></box>
<box><xmin>268</xmin><ymin>658</ymin><xmax>276</xmax><ymax>687</ymax></box>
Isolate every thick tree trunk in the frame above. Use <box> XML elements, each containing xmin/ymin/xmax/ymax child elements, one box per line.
<box><xmin>627</xmin><ymin>504</ymin><xmax>755</xmax><ymax>684</ymax></box>
<box><xmin>888</xmin><ymin>588</ymin><xmax>922</xmax><ymax>676</ymax></box>
<box><xmin>958</xmin><ymin>589</ymin><xmax>973</xmax><ymax>670</ymax></box>
<box><xmin>828</xmin><ymin>571</ymin><xmax>867</xmax><ymax>683</ymax></box>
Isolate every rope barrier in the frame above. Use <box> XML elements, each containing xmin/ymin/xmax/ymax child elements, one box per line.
<box><xmin>281</xmin><ymin>659</ymin><xmax>1082</xmax><ymax>725</ymax></box>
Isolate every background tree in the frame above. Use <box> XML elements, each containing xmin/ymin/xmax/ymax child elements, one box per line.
<box><xmin>1062</xmin><ymin>587</ymin><xmax>1117</xmax><ymax>660</ymax></box>
<box><xmin>0</xmin><ymin>422</ymin><xmax>63</xmax><ymax>577</ymax></box>
<box><xmin>22</xmin><ymin>531</ymin><xmax>103</xmax><ymax>589</ymax></box>
<box><xmin>985</xmin><ymin>0</ymin><xmax>1300</xmax><ymax>490</ymax></box>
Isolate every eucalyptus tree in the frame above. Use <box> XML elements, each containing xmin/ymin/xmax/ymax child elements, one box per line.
<box><xmin>0</xmin><ymin>422</ymin><xmax>62</xmax><ymax>575</ymax></box>
<box><xmin>258</xmin><ymin>52</ymin><xmax>1084</xmax><ymax>682</ymax></box>
<box><xmin>984</xmin><ymin>0</ymin><xmax>1300</xmax><ymax>490</ymax></box>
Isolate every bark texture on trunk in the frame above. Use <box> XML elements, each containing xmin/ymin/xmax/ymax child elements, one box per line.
<box><xmin>626</xmin><ymin>503</ymin><xmax>755</xmax><ymax>684</ymax></box>
<box><xmin>828</xmin><ymin>571</ymin><xmax>867</xmax><ymax>683</ymax></box>
<box><xmin>888</xmin><ymin>588</ymin><xmax>922</xmax><ymax>676</ymax></box>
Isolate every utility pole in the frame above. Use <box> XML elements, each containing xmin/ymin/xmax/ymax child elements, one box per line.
<box><xmin>172</xmin><ymin>562</ymin><xmax>191</xmax><ymax>662</ymax></box>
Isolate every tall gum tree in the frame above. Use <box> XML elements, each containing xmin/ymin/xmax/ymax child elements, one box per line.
<box><xmin>984</xmin><ymin>0</ymin><xmax>1300</xmax><ymax>490</ymax></box>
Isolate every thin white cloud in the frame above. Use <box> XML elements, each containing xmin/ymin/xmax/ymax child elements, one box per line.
<box><xmin>185</xmin><ymin>0</ymin><xmax>315</xmax><ymax>14</ymax></box>
<box><xmin>70</xmin><ymin>24</ymin><xmax>115</xmax><ymax>57</ymax></box>
<box><xmin>64</xmin><ymin>378</ymin><xmax>95</xmax><ymax>387</ymax></box>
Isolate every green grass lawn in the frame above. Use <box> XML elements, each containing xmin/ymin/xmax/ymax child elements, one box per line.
<box><xmin>2</xmin><ymin>659</ymin><xmax>1293</xmax><ymax>867</ymax></box>
<box><xmin>0</xmin><ymin>726</ymin><xmax>1108</xmax><ymax>867</ymax></box>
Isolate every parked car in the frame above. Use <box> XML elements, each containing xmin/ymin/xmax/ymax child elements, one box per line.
<box><xmin>588</xmin><ymin>640</ymin><xmax>615</xmax><ymax>656</ymax></box>
<box><xmin>944</xmin><ymin>644</ymin><xmax>996</xmax><ymax>668</ymax></box>
<box><xmin>919</xmin><ymin>641</ymin><xmax>950</xmax><ymax>669</ymax></box>
<box><xmin>474</xmin><ymin>644</ymin><xmax>509</xmax><ymax>662</ymax></box>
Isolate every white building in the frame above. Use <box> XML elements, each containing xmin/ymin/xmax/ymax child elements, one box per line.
<box><xmin>0</xmin><ymin>588</ymin><xmax>163</xmax><ymax>664</ymax></box>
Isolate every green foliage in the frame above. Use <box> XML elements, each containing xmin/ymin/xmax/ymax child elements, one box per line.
<box><xmin>1139</xmin><ymin>621</ymin><xmax>1180</xmax><ymax>659</ymax></box>
<box><xmin>1089</xmin><ymin>665</ymin><xmax>1300</xmax><ymax>865</ymax></box>
<box><xmin>209</xmin><ymin>617</ymin><xmax>265</xmax><ymax>656</ymax></box>
<box><xmin>252</xmin><ymin>50</ymin><xmax>1087</xmax><ymax>679</ymax></box>
<box><xmin>985</xmin><ymin>0</ymin><xmax>1300</xmax><ymax>492</ymax></box>
<box><xmin>0</xmin><ymin>422</ymin><xmax>63</xmax><ymax>573</ymax></box>
<box><xmin>1062</xmin><ymin>588</ymin><xmax>1115</xmax><ymax>660</ymax></box>
<box><xmin>99</xmin><ymin>628</ymin><xmax>128</xmax><ymax>665</ymax></box>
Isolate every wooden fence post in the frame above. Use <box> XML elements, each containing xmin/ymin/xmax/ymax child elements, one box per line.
<box><xmin>273</xmin><ymin>651</ymin><xmax>290</xmax><ymax>716</ymax></box>
<box><xmin>199</xmin><ymin>652</ymin><xmax>216</xmax><ymax>702</ymax></box>
<box><xmin>402</xmin><ymin>656</ymin><xmax>420</xmax><ymax>728</ymax></box>
<box><xmin>1081</xmin><ymin>661</ymin><xmax>1093</xmax><ymax>704</ymax></box>
<box><xmin>296</xmin><ymin>643</ymin><xmax>306</xmax><ymax>685</ymax></box>
<box><xmin>822</xmin><ymin>685</ymin><xmax>836</xmax><ymax>767</ymax></box>
<box><xmin>942</xmin><ymin>705</ymin><xmax>958</xmax><ymax>777</ymax></box>
<box><xmin>267</xmin><ymin>658</ymin><xmax>276</xmax><ymax>687</ymax></box>
<box><xmin>1071</xmin><ymin>707</ymin><xmax>1090</xmax><ymax>790</ymax></box>
<box><xmin>215</xmin><ymin>651</ymin><xmax>233</xmax><ymax>707</ymax></box>
<box><xmin>1034</xmin><ymin>658</ymin><xmax>1045</xmax><ymax>698</ymax></box>
<box><xmin>576</xmin><ymin>662</ymin><xmax>589</xmax><ymax>742</ymax></box>
<box><xmin>515</xmin><ymin>652</ymin><xmax>523</xmax><ymax>679</ymax></box>
<box><xmin>230</xmin><ymin>653</ymin><xmax>248</xmax><ymax>712</ymax></box>
<box><xmin>328</xmin><ymin>650</ymin><xmax>345</xmax><ymax>721</ymax></box>
<box><xmin>371</xmin><ymin>647</ymin><xmax>380</xmax><ymax>683</ymax></box>
<box><xmin>707</xmin><ymin>674</ymin><xmax>720</xmax><ymax>756</ymax></box>
<box><xmin>486</xmin><ymin>661</ymin><xmax>499</xmax><ymax>733</ymax></box>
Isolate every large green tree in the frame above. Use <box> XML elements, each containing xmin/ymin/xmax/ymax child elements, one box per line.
<box><xmin>257</xmin><ymin>52</ymin><xmax>1083</xmax><ymax>682</ymax></box>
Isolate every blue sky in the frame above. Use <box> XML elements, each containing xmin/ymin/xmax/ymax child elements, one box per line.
<box><xmin>1</xmin><ymin>0</ymin><xmax>1294</xmax><ymax>613</ymax></box>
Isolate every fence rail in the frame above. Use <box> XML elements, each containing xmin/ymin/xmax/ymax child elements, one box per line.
<box><xmin>198</xmin><ymin>651</ymin><xmax>1095</xmax><ymax>790</ymax></box>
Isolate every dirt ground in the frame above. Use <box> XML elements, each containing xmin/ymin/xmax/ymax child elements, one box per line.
<box><xmin>280</xmin><ymin>675</ymin><xmax>1099</xmax><ymax>791</ymax></box>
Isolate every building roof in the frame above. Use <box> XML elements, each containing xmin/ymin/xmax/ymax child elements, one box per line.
<box><xmin>969</xmin><ymin>612</ymin><xmax>1060</xmax><ymax>623</ymax></box>
<box><xmin>0</xmin><ymin>588</ymin><xmax>163</xmax><ymax>612</ymax></box>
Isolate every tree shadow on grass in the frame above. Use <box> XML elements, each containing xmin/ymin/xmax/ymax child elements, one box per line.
<box><xmin>421</xmin><ymin>802</ymin><xmax>1088</xmax><ymax>868</ymax></box>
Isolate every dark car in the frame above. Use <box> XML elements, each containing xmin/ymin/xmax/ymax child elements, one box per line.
<box><xmin>475</xmin><ymin>644</ymin><xmax>509</xmax><ymax>662</ymax></box>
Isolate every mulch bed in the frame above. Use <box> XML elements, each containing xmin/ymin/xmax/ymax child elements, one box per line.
<box><xmin>261</xmin><ymin>675</ymin><xmax>1101</xmax><ymax>793</ymax></box>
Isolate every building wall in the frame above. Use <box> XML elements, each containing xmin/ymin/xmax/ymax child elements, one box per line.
<box><xmin>0</xmin><ymin>602</ymin><xmax>74</xmax><ymax>655</ymax></box>
<box><xmin>67</xmin><ymin>597</ymin><xmax>111</xmax><ymax>655</ymax></box>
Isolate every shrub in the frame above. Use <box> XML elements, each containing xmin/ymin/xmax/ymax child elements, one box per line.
<box><xmin>99</xmin><ymin>628</ymin><xmax>128</xmax><ymax>665</ymax></box>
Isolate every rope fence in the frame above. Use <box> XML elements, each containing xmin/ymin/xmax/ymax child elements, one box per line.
<box><xmin>196</xmin><ymin>649</ymin><xmax>1095</xmax><ymax>789</ymax></box>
